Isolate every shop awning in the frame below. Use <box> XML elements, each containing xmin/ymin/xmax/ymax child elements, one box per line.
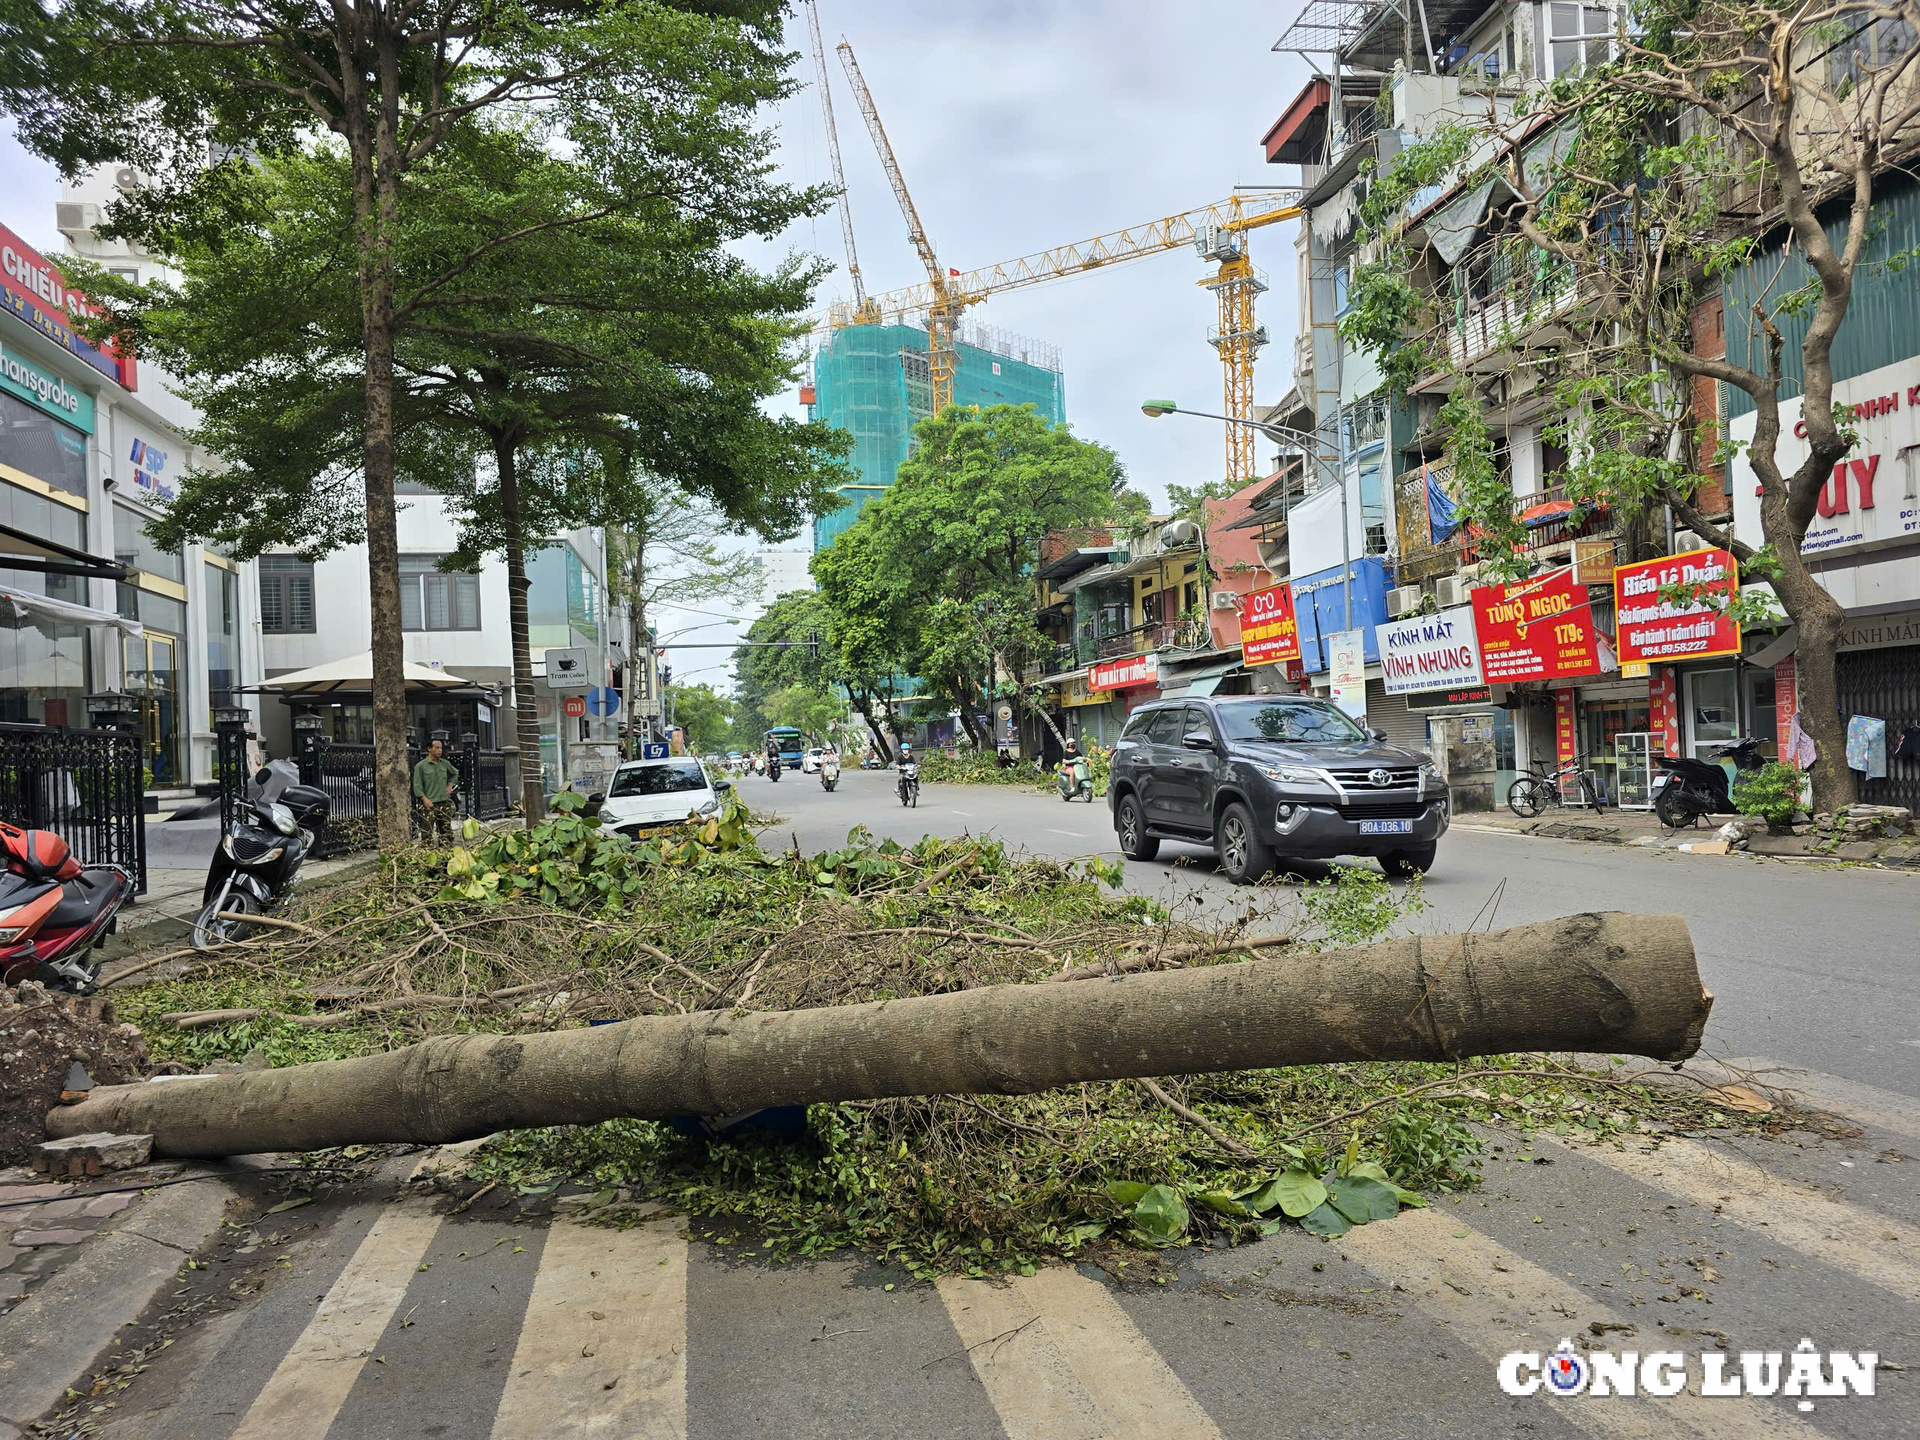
<box><xmin>0</xmin><ymin>582</ymin><xmax>143</xmax><ymax>636</ymax></box>
<box><xmin>1159</xmin><ymin>660</ymin><xmax>1241</xmax><ymax>698</ymax></box>
<box><xmin>0</xmin><ymin>522</ymin><xmax>129</xmax><ymax>582</ymax></box>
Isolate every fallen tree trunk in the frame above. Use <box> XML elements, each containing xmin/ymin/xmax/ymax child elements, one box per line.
<box><xmin>51</xmin><ymin>912</ymin><xmax>1709</xmax><ymax>1158</ymax></box>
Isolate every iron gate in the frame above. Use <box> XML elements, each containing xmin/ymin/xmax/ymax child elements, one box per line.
<box><xmin>1836</xmin><ymin>643</ymin><xmax>1920</xmax><ymax>812</ymax></box>
<box><xmin>0</xmin><ymin>722</ymin><xmax>147</xmax><ymax>893</ymax></box>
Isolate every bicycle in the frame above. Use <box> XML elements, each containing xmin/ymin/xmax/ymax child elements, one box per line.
<box><xmin>1506</xmin><ymin>756</ymin><xmax>1607</xmax><ymax>818</ymax></box>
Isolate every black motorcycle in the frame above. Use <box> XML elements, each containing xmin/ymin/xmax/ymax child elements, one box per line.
<box><xmin>1650</xmin><ymin>737</ymin><xmax>1765</xmax><ymax>828</ymax></box>
<box><xmin>897</xmin><ymin>760</ymin><xmax>919</xmax><ymax>808</ymax></box>
<box><xmin>191</xmin><ymin>777</ymin><xmax>331</xmax><ymax>949</ymax></box>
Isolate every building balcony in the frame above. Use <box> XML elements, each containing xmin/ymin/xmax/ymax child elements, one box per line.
<box><xmin>1395</xmin><ymin>467</ymin><xmax>1619</xmax><ymax>586</ymax></box>
<box><xmin>1437</xmin><ymin>249</ymin><xmax>1604</xmax><ymax>374</ymax></box>
<box><xmin>1089</xmin><ymin>615</ymin><xmax>1212</xmax><ymax>661</ymax></box>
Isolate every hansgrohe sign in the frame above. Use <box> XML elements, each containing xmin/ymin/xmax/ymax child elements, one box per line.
<box><xmin>0</xmin><ymin>336</ymin><xmax>95</xmax><ymax>433</ymax></box>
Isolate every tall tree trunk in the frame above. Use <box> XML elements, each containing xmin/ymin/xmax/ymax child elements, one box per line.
<box><xmin>52</xmin><ymin>913</ymin><xmax>1709</xmax><ymax>1157</ymax></box>
<box><xmin>355</xmin><ymin>85</ymin><xmax>410</xmax><ymax>853</ymax></box>
<box><xmin>853</xmin><ymin>691</ymin><xmax>892</xmax><ymax>762</ymax></box>
<box><xmin>496</xmin><ymin>436</ymin><xmax>546</xmax><ymax>825</ymax></box>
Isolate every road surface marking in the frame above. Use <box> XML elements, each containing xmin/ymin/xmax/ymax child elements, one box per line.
<box><xmin>227</xmin><ymin>1204</ymin><xmax>444</xmax><ymax>1440</ymax></box>
<box><xmin>490</xmin><ymin>1216</ymin><xmax>686</xmax><ymax>1438</ymax></box>
<box><xmin>951</xmin><ymin>809</ymin><xmax>974</xmax><ymax>816</ymax></box>
<box><xmin>1711</xmin><ymin>1056</ymin><xmax>1920</xmax><ymax>1144</ymax></box>
<box><xmin>1046</xmin><ymin>828</ymin><xmax>1087</xmax><ymax>838</ymax></box>
<box><xmin>1343</xmin><ymin>1206</ymin><xmax>1825</xmax><ymax>1439</ymax></box>
<box><xmin>936</xmin><ymin>1266</ymin><xmax>1222</xmax><ymax>1440</ymax></box>
<box><xmin>1542</xmin><ymin>1134</ymin><xmax>1920</xmax><ymax>1304</ymax></box>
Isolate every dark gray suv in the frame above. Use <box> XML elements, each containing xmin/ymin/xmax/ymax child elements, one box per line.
<box><xmin>1107</xmin><ymin>695</ymin><xmax>1448</xmax><ymax>882</ymax></box>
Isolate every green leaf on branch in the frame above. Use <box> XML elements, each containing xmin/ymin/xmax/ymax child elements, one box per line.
<box><xmin>1299</xmin><ymin>1200</ymin><xmax>1354</xmax><ymax>1236</ymax></box>
<box><xmin>1237</xmin><ymin>1167</ymin><xmax>1328</xmax><ymax>1219</ymax></box>
<box><xmin>1128</xmin><ymin>1185</ymin><xmax>1190</xmax><ymax>1246</ymax></box>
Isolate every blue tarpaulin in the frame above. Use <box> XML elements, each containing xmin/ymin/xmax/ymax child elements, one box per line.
<box><xmin>1426</xmin><ymin>465</ymin><xmax>1459</xmax><ymax>543</ymax></box>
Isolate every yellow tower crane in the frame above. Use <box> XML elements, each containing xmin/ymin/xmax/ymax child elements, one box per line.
<box><xmin>843</xmin><ymin>192</ymin><xmax>1301</xmax><ymax>484</ymax></box>
<box><xmin>803</xmin><ymin>3</ymin><xmax>877</xmax><ymax>326</ymax></box>
<box><xmin>835</xmin><ymin>38</ymin><xmax>964</xmax><ymax>415</ymax></box>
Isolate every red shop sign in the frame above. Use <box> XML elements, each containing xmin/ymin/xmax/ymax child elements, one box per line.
<box><xmin>1239</xmin><ymin>583</ymin><xmax>1301</xmax><ymax>667</ymax></box>
<box><xmin>1089</xmin><ymin>652</ymin><xmax>1160</xmax><ymax>693</ymax></box>
<box><xmin>562</xmin><ymin>695</ymin><xmax>586</xmax><ymax>718</ymax></box>
<box><xmin>1555</xmin><ymin>689</ymin><xmax>1578</xmax><ymax>765</ymax></box>
<box><xmin>1612</xmin><ymin>547</ymin><xmax>1741</xmax><ymax>667</ymax></box>
<box><xmin>1470</xmin><ymin>568</ymin><xmax>1603</xmax><ymax>683</ymax></box>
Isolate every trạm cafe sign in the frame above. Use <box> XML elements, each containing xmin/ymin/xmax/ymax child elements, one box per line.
<box><xmin>1239</xmin><ymin>582</ymin><xmax>1301</xmax><ymax>667</ymax></box>
<box><xmin>1729</xmin><ymin>356</ymin><xmax>1920</xmax><ymax>559</ymax></box>
<box><xmin>1375</xmin><ymin>604</ymin><xmax>1484</xmax><ymax>696</ymax></box>
<box><xmin>1612</xmin><ymin>547</ymin><xmax>1741</xmax><ymax>667</ymax></box>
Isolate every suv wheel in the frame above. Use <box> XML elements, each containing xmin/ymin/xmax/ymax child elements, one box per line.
<box><xmin>1216</xmin><ymin>801</ymin><xmax>1274</xmax><ymax>884</ymax></box>
<box><xmin>1114</xmin><ymin>793</ymin><xmax>1159</xmax><ymax>860</ymax></box>
<box><xmin>1380</xmin><ymin>844</ymin><xmax>1436</xmax><ymax>877</ymax></box>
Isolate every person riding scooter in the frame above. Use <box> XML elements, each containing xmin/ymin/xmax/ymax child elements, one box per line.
<box><xmin>1056</xmin><ymin>737</ymin><xmax>1094</xmax><ymax>802</ymax></box>
<box><xmin>819</xmin><ymin>744</ymin><xmax>841</xmax><ymax>792</ymax></box>
<box><xmin>896</xmin><ymin>741</ymin><xmax>919</xmax><ymax>808</ymax></box>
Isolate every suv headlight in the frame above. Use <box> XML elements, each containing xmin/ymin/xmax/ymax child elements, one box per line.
<box><xmin>1259</xmin><ymin>764</ymin><xmax>1329</xmax><ymax>787</ymax></box>
<box><xmin>1419</xmin><ymin>761</ymin><xmax>1441</xmax><ymax>786</ymax></box>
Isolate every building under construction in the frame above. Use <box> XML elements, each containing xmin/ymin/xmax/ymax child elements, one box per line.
<box><xmin>809</xmin><ymin>318</ymin><xmax>1066</xmax><ymax>551</ymax></box>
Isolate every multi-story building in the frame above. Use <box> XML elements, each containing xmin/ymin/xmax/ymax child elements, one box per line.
<box><xmin>1265</xmin><ymin>0</ymin><xmax>1920</xmax><ymax>812</ymax></box>
<box><xmin>808</xmin><ymin>319</ymin><xmax>1066</xmax><ymax>552</ymax></box>
<box><xmin>0</xmin><ymin>176</ymin><xmax>262</xmax><ymax>796</ymax></box>
<box><xmin>255</xmin><ymin>511</ymin><xmax>614</xmax><ymax>791</ymax></box>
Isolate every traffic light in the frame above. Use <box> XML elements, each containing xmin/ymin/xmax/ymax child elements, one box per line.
<box><xmin>808</xmin><ymin>630</ymin><xmax>821</xmax><ymax>662</ymax></box>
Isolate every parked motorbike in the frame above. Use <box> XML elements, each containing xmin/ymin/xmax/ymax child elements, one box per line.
<box><xmin>1651</xmin><ymin>737</ymin><xmax>1766</xmax><ymax>828</ymax></box>
<box><xmin>819</xmin><ymin>751</ymin><xmax>841</xmax><ymax>792</ymax></box>
<box><xmin>0</xmin><ymin>823</ymin><xmax>133</xmax><ymax>995</ymax></box>
<box><xmin>897</xmin><ymin>760</ymin><xmax>920</xmax><ymax>808</ymax></box>
<box><xmin>191</xmin><ymin>776</ymin><xmax>331</xmax><ymax>950</ymax></box>
<box><xmin>1057</xmin><ymin>752</ymin><xmax>1094</xmax><ymax>803</ymax></box>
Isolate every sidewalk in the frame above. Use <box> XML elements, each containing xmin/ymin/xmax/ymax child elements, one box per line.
<box><xmin>1455</xmin><ymin>802</ymin><xmax>1920</xmax><ymax>867</ymax></box>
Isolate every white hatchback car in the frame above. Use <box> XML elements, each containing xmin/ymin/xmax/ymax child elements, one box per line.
<box><xmin>596</xmin><ymin>757</ymin><xmax>726</xmax><ymax>837</ymax></box>
<box><xmin>802</xmin><ymin>747</ymin><xmax>825</xmax><ymax>773</ymax></box>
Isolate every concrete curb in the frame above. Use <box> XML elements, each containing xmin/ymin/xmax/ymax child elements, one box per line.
<box><xmin>0</xmin><ymin>1172</ymin><xmax>236</xmax><ymax>1434</ymax></box>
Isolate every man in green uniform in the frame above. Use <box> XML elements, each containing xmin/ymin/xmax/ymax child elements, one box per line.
<box><xmin>411</xmin><ymin>737</ymin><xmax>460</xmax><ymax>844</ymax></box>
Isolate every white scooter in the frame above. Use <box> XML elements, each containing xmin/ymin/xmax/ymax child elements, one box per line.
<box><xmin>819</xmin><ymin>751</ymin><xmax>841</xmax><ymax>792</ymax></box>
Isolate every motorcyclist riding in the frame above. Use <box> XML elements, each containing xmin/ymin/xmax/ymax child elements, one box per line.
<box><xmin>896</xmin><ymin>741</ymin><xmax>917</xmax><ymax>806</ymax></box>
<box><xmin>1057</xmin><ymin>736</ymin><xmax>1094</xmax><ymax>802</ymax></box>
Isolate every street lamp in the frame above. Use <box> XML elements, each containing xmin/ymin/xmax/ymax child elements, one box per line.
<box><xmin>1141</xmin><ymin>398</ymin><xmax>1353</xmax><ymax>634</ymax></box>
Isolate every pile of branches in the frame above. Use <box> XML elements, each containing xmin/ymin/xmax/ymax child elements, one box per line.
<box><xmin>106</xmin><ymin>799</ymin><xmax>1773</xmax><ymax>1277</ymax></box>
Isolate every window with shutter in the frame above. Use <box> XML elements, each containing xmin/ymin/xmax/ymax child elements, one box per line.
<box><xmin>399</xmin><ymin>555</ymin><xmax>481</xmax><ymax>631</ymax></box>
<box><xmin>259</xmin><ymin>556</ymin><xmax>317</xmax><ymax>634</ymax></box>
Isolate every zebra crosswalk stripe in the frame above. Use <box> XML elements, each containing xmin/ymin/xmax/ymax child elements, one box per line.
<box><xmin>489</xmin><ymin>1216</ymin><xmax>688</xmax><ymax>1439</ymax></box>
<box><xmin>1540</xmin><ymin>1133</ymin><xmax>1920</xmax><ymax>1304</ymax></box>
<box><xmin>1341</xmin><ymin>1205</ymin><xmax>1827</xmax><ymax>1439</ymax></box>
<box><xmin>936</xmin><ymin>1265</ymin><xmax>1224</xmax><ymax>1440</ymax></box>
<box><xmin>226</xmin><ymin>1203</ymin><xmax>444</xmax><ymax>1440</ymax></box>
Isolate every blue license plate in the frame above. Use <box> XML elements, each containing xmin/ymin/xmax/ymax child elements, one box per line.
<box><xmin>1358</xmin><ymin>819</ymin><xmax>1413</xmax><ymax>835</ymax></box>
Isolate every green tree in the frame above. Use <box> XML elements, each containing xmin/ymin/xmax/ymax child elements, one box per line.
<box><xmin>3</xmin><ymin>0</ymin><xmax>811</xmax><ymax>846</ymax></box>
<box><xmin>1339</xmin><ymin>0</ymin><xmax>1920</xmax><ymax>811</ymax></box>
<box><xmin>665</xmin><ymin>682</ymin><xmax>733</xmax><ymax>754</ymax></box>
<box><xmin>823</xmin><ymin>404</ymin><xmax>1127</xmax><ymax>751</ymax></box>
<box><xmin>72</xmin><ymin>121</ymin><xmax>843</xmax><ymax>825</ymax></box>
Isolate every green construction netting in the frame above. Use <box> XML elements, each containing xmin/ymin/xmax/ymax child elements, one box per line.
<box><xmin>811</xmin><ymin>323</ymin><xmax>1066</xmax><ymax>551</ymax></box>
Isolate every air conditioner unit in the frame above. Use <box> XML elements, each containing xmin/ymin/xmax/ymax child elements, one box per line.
<box><xmin>55</xmin><ymin>203</ymin><xmax>101</xmax><ymax>237</ymax></box>
<box><xmin>1210</xmin><ymin>591</ymin><xmax>1240</xmax><ymax>611</ymax></box>
<box><xmin>1385</xmin><ymin>585</ymin><xmax>1423</xmax><ymax>618</ymax></box>
<box><xmin>1433</xmin><ymin>575</ymin><xmax>1467</xmax><ymax>609</ymax></box>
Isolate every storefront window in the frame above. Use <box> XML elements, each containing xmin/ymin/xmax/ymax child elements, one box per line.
<box><xmin>0</xmin><ymin>609</ymin><xmax>89</xmax><ymax>725</ymax></box>
<box><xmin>112</xmin><ymin>502</ymin><xmax>184</xmax><ymax>584</ymax></box>
<box><xmin>0</xmin><ymin>391</ymin><xmax>88</xmax><ymax>497</ymax></box>
<box><xmin>1584</xmin><ymin>698</ymin><xmax>1652</xmax><ymax>804</ymax></box>
<box><xmin>1686</xmin><ymin>669</ymin><xmax>1741</xmax><ymax>754</ymax></box>
<box><xmin>205</xmin><ymin>562</ymin><xmax>241</xmax><ymax>722</ymax></box>
<box><xmin>0</xmin><ymin>478</ymin><xmax>87</xmax><ymax>550</ymax></box>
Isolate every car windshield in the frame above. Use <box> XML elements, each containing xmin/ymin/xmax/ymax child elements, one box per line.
<box><xmin>1213</xmin><ymin>699</ymin><xmax>1368</xmax><ymax>745</ymax></box>
<box><xmin>608</xmin><ymin>761</ymin><xmax>709</xmax><ymax>797</ymax></box>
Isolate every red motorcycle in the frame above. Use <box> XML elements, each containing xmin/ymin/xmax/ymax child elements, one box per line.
<box><xmin>0</xmin><ymin>823</ymin><xmax>133</xmax><ymax>995</ymax></box>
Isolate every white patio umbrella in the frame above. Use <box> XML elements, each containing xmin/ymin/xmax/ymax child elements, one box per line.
<box><xmin>250</xmin><ymin>650</ymin><xmax>477</xmax><ymax>694</ymax></box>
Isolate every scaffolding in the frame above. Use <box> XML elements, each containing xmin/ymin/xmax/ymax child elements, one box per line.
<box><xmin>811</xmin><ymin>321</ymin><xmax>1066</xmax><ymax>551</ymax></box>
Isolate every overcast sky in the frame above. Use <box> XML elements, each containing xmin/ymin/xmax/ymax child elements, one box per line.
<box><xmin>0</xmin><ymin>2</ymin><xmax>1319</xmax><ymax>695</ymax></box>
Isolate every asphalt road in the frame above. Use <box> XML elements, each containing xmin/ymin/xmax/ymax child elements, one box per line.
<box><xmin>753</xmin><ymin>768</ymin><xmax>1920</xmax><ymax>1100</ymax></box>
<box><xmin>37</xmin><ymin>767</ymin><xmax>1920</xmax><ymax>1440</ymax></box>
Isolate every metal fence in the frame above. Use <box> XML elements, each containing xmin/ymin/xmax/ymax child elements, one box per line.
<box><xmin>0</xmin><ymin>722</ymin><xmax>147</xmax><ymax>893</ymax></box>
<box><xmin>217</xmin><ymin>729</ymin><xmax>515</xmax><ymax>852</ymax></box>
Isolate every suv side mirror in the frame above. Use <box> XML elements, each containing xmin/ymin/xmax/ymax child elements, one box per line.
<box><xmin>1366</xmin><ymin>727</ymin><xmax>1387</xmax><ymax>743</ymax></box>
<box><xmin>1181</xmin><ymin>731</ymin><xmax>1216</xmax><ymax>751</ymax></box>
